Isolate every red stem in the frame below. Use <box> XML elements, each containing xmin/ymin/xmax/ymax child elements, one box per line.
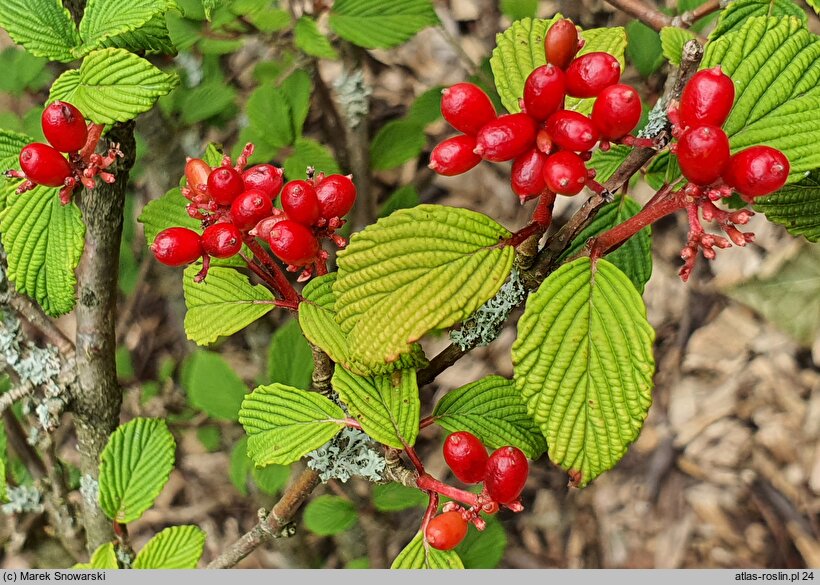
<box><xmin>343</xmin><ymin>417</ymin><xmax>362</xmax><ymax>430</ymax></box>
<box><xmin>419</xmin><ymin>415</ymin><xmax>435</xmax><ymax>429</ymax></box>
<box><xmin>243</xmin><ymin>236</ymin><xmax>300</xmax><ymax>303</ymax></box>
<box><xmin>421</xmin><ymin>492</ymin><xmax>439</xmax><ymax>535</ymax></box>
<box><xmin>79</xmin><ymin>123</ymin><xmax>105</xmax><ymax>160</ymax></box>
<box><xmin>403</xmin><ymin>443</ymin><xmax>425</xmax><ymax>475</ymax></box>
<box><xmin>416</xmin><ymin>474</ymin><xmax>480</xmax><ymax>508</ymax></box>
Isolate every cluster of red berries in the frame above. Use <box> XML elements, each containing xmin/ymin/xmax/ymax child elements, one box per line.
<box><xmin>150</xmin><ymin>143</ymin><xmax>356</xmax><ymax>282</ymax></box>
<box><xmin>429</xmin><ymin>18</ymin><xmax>642</xmax><ymax>202</ymax></box>
<box><xmin>425</xmin><ymin>432</ymin><xmax>528</xmax><ymax>551</ymax></box>
<box><xmin>4</xmin><ymin>101</ymin><xmax>121</xmax><ymax>204</ymax></box>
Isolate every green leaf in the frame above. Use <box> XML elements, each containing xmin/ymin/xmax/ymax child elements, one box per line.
<box><xmin>133</xmin><ymin>525</ymin><xmax>205</xmax><ymax>569</ymax></box>
<box><xmin>246</xmin><ymin>8</ymin><xmax>290</xmax><ymax>33</ymax></box>
<box><xmin>455</xmin><ymin>518</ymin><xmax>506</xmax><ymax>569</ymax></box>
<box><xmin>626</xmin><ymin>20</ymin><xmax>664</xmax><ymax>77</ymax></box>
<box><xmin>559</xmin><ymin>196</ymin><xmax>653</xmax><ymax>293</ymax></box>
<box><xmin>370</xmin><ymin>120</ymin><xmax>427</xmax><ymax>170</ymax></box>
<box><xmin>283</xmin><ymin>138</ymin><xmax>341</xmax><ymax>181</ymax></box>
<box><xmin>138</xmin><ymin>188</ymin><xmax>200</xmax><ymax>244</ymax></box>
<box><xmin>183</xmin><ymin>265</ymin><xmax>278</xmax><ymax>346</ymax></box>
<box><xmin>391</xmin><ymin>532</ymin><xmax>464</xmax><ymax>569</ymax></box>
<box><xmin>94</xmin><ymin>14</ymin><xmax>176</xmax><ymax>56</ymax></box>
<box><xmin>511</xmin><ymin>258</ymin><xmax>655</xmax><ymax>486</ymax></box>
<box><xmin>372</xmin><ymin>483</ymin><xmax>427</xmax><ymax>512</ymax></box>
<box><xmin>329</xmin><ymin>0</ymin><xmax>439</xmax><ymax>49</ymax></box>
<box><xmin>49</xmin><ymin>48</ymin><xmax>179</xmax><ymax>124</ymax></box>
<box><xmin>0</xmin><ymin>188</ymin><xmax>85</xmax><ymax>316</ymax></box>
<box><xmin>587</xmin><ymin>144</ymin><xmax>631</xmax><ymax>184</ymax></box>
<box><xmin>332</xmin><ymin>367</ymin><xmax>419</xmax><ymax>449</ymax></box>
<box><xmin>229</xmin><ymin>437</ymin><xmax>252</xmax><ymax>496</ymax></box>
<box><xmin>303</xmin><ymin>495</ymin><xmax>358</xmax><ymax>536</ymax></box>
<box><xmin>246</xmin><ymin>82</ymin><xmax>294</xmax><ymax>151</ymax></box>
<box><xmin>294</xmin><ymin>16</ymin><xmax>339</xmax><ymax>60</ymax></box>
<box><xmin>74</xmin><ymin>543</ymin><xmax>119</xmax><ymax>569</ymax></box>
<box><xmin>660</xmin><ymin>26</ymin><xmax>696</xmax><ymax>65</ymax></box>
<box><xmin>178</xmin><ymin>81</ymin><xmax>237</xmax><ymax>124</ymax></box>
<box><xmin>181</xmin><ymin>350</ymin><xmax>247</xmax><ymax>421</ymax></box>
<box><xmin>432</xmin><ymin>375</ymin><xmax>546</xmax><ymax>459</ymax></box>
<box><xmin>196</xmin><ymin>426</ymin><xmax>221</xmax><ymax>451</ymax></box>
<box><xmin>202</xmin><ymin>0</ymin><xmax>223</xmax><ymax>19</ymax></box>
<box><xmin>753</xmin><ymin>169</ymin><xmax>820</xmax><ymax>241</ymax></box>
<box><xmin>78</xmin><ymin>0</ymin><xmax>173</xmax><ymax>55</ymax></box>
<box><xmin>334</xmin><ymin>205</ymin><xmax>514</xmax><ymax>368</ymax></box>
<box><xmin>407</xmin><ymin>86</ymin><xmax>444</xmax><ymax>127</ymax></box>
<box><xmin>0</xmin><ymin>0</ymin><xmax>81</xmax><ymax>62</ymax></box>
<box><xmin>500</xmin><ymin>0</ymin><xmax>538</xmax><ymax>20</ymax></box>
<box><xmin>379</xmin><ymin>185</ymin><xmax>421</xmax><ymax>218</ymax></box>
<box><xmin>252</xmin><ymin>463</ymin><xmax>290</xmax><ymax>495</ymax></box>
<box><xmin>702</xmin><ymin>17</ymin><xmax>820</xmax><ymax>182</ymax></box>
<box><xmin>0</xmin><ymin>459</ymin><xmax>6</xmax><ymax>504</ymax></box>
<box><xmin>808</xmin><ymin>0</ymin><xmax>820</xmax><ymax>15</ymax></box>
<box><xmin>281</xmin><ymin>70</ymin><xmax>313</xmax><ymax>138</ymax></box>
<box><xmin>239</xmin><ymin>383</ymin><xmax>346</xmax><ymax>466</ymax></box>
<box><xmin>99</xmin><ymin>417</ymin><xmax>176</xmax><ymax>523</ymax></box>
<box><xmin>710</xmin><ymin>0</ymin><xmax>807</xmax><ymax>39</ymax></box>
<box><xmin>0</xmin><ymin>130</ymin><xmax>33</xmax><ymax>177</ymax></box>
<box><xmin>0</xmin><ymin>49</ymin><xmax>51</xmax><ymax>95</ymax></box>
<box><xmin>266</xmin><ymin>319</ymin><xmax>314</xmax><ymax>389</ymax></box>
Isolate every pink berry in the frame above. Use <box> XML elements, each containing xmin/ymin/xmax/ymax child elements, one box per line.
<box><xmin>425</xmin><ymin>512</ymin><xmax>468</xmax><ymax>551</ymax></box>
<box><xmin>185</xmin><ymin>158</ymin><xmax>211</xmax><ymax>200</ymax></box>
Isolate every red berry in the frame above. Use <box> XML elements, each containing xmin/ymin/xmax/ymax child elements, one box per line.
<box><xmin>542</xmin><ymin>151</ymin><xmax>588</xmax><ymax>195</ymax></box>
<box><xmin>19</xmin><ymin>143</ymin><xmax>72</xmax><ymax>187</ymax></box>
<box><xmin>425</xmin><ymin>511</ymin><xmax>468</xmax><ymax>551</ymax></box>
<box><xmin>545</xmin><ymin>18</ymin><xmax>579</xmax><ymax>70</ymax></box>
<box><xmin>441</xmin><ymin>83</ymin><xmax>497</xmax><ymax>136</ymax></box>
<box><xmin>484</xmin><ymin>446</ymin><xmax>528</xmax><ymax>505</ymax></box>
<box><xmin>522</xmin><ymin>64</ymin><xmax>566</xmax><ymax>121</ymax></box>
<box><xmin>267</xmin><ymin>220</ymin><xmax>320</xmax><ymax>266</ymax></box>
<box><xmin>722</xmin><ymin>145</ymin><xmax>789</xmax><ymax>200</ymax></box>
<box><xmin>242</xmin><ymin>164</ymin><xmax>283</xmax><ymax>199</ymax></box>
<box><xmin>545</xmin><ymin>110</ymin><xmax>600</xmax><ymax>152</ymax></box>
<box><xmin>281</xmin><ymin>180</ymin><xmax>321</xmax><ymax>226</ymax></box>
<box><xmin>511</xmin><ymin>149</ymin><xmax>548</xmax><ymax>199</ymax></box>
<box><xmin>41</xmin><ymin>101</ymin><xmax>87</xmax><ymax>153</ymax></box>
<box><xmin>150</xmin><ymin>227</ymin><xmax>203</xmax><ymax>267</ymax></box>
<box><xmin>201</xmin><ymin>223</ymin><xmax>242</xmax><ymax>258</ymax></box>
<box><xmin>208</xmin><ymin>166</ymin><xmax>245</xmax><ymax>206</ymax></box>
<box><xmin>676</xmin><ymin>125</ymin><xmax>730</xmax><ymax>185</ymax></box>
<box><xmin>474</xmin><ymin>113</ymin><xmax>538</xmax><ymax>162</ymax></box>
<box><xmin>443</xmin><ymin>431</ymin><xmax>489</xmax><ymax>484</ymax></box>
<box><xmin>429</xmin><ymin>135</ymin><xmax>481</xmax><ymax>176</ymax></box>
<box><xmin>565</xmin><ymin>52</ymin><xmax>621</xmax><ymax>98</ymax></box>
<box><xmin>251</xmin><ymin>215</ymin><xmax>286</xmax><ymax>240</ymax></box>
<box><xmin>185</xmin><ymin>158</ymin><xmax>211</xmax><ymax>200</ymax></box>
<box><xmin>591</xmin><ymin>83</ymin><xmax>643</xmax><ymax>140</ymax></box>
<box><xmin>230</xmin><ymin>189</ymin><xmax>274</xmax><ymax>231</ymax></box>
<box><xmin>315</xmin><ymin>174</ymin><xmax>357</xmax><ymax>220</ymax></box>
<box><xmin>679</xmin><ymin>66</ymin><xmax>735</xmax><ymax>130</ymax></box>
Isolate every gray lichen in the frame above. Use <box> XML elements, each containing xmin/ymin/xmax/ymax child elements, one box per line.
<box><xmin>639</xmin><ymin>97</ymin><xmax>669</xmax><ymax>139</ymax></box>
<box><xmin>306</xmin><ymin>428</ymin><xmax>386</xmax><ymax>483</ymax></box>
<box><xmin>334</xmin><ymin>69</ymin><xmax>371</xmax><ymax>128</ymax></box>
<box><xmin>80</xmin><ymin>474</ymin><xmax>99</xmax><ymax>507</ymax></box>
<box><xmin>2</xmin><ymin>485</ymin><xmax>44</xmax><ymax>514</ymax></box>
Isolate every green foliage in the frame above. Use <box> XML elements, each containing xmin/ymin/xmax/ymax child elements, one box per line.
<box><xmin>245</xmin><ymin>82</ymin><xmax>296</xmax><ymax>152</ymax></box>
<box><xmin>74</xmin><ymin>543</ymin><xmax>119</xmax><ymax>569</ymax></box>
<box><xmin>370</xmin><ymin>120</ymin><xmax>427</xmax><ymax>170</ymax></box>
<box><xmin>266</xmin><ymin>319</ymin><xmax>314</xmax><ymax>389</ymax></box>
<box><xmin>138</xmin><ymin>188</ymin><xmax>200</xmax><ymax>244</ymax></box>
<box><xmin>329</xmin><ymin>0</ymin><xmax>439</xmax><ymax>49</ymax></box>
<box><xmin>181</xmin><ymin>350</ymin><xmax>248</xmax><ymax>421</ymax></box>
<box><xmin>512</xmin><ymin>258</ymin><xmax>655</xmax><ymax>486</ymax></box>
<box><xmin>500</xmin><ymin>0</ymin><xmax>538</xmax><ymax>20</ymax></box>
<box><xmin>251</xmin><ymin>463</ymin><xmax>290</xmax><ymax>495</ymax></box>
<box><xmin>710</xmin><ymin>0</ymin><xmax>807</xmax><ymax>39</ymax></box>
<box><xmin>98</xmin><ymin>418</ymin><xmax>176</xmax><ymax>523</ymax></box>
<box><xmin>294</xmin><ymin>17</ymin><xmax>339</xmax><ymax>60</ymax></box>
<box><xmin>391</xmin><ymin>532</ymin><xmax>464</xmax><ymax>569</ymax></box>
<box><xmin>283</xmin><ymin>138</ymin><xmax>341</xmax><ymax>181</ymax></box>
<box><xmin>660</xmin><ymin>26</ymin><xmax>696</xmax><ymax>65</ymax></box>
<box><xmin>94</xmin><ymin>14</ymin><xmax>176</xmax><ymax>55</ymax></box>
<box><xmin>753</xmin><ymin>170</ymin><xmax>820</xmax><ymax>242</ymax></box>
<box><xmin>77</xmin><ymin>0</ymin><xmax>175</xmax><ymax>57</ymax></box>
<box><xmin>626</xmin><ymin>20</ymin><xmax>664</xmax><ymax>77</ymax></box>
<box><xmin>196</xmin><ymin>426</ymin><xmax>221</xmax><ymax>452</ymax></box>
<box><xmin>178</xmin><ymin>82</ymin><xmax>237</xmax><ymax>125</ymax></box>
<box><xmin>133</xmin><ymin>525</ymin><xmax>206</xmax><ymax>569</ymax></box>
<box><xmin>587</xmin><ymin>145</ymin><xmax>631</xmax><ymax>184</ymax></box>
<box><xmin>0</xmin><ymin>0</ymin><xmax>81</xmax><ymax>62</ymax></box>
<box><xmin>372</xmin><ymin>483</ymin><xmax>427</xmax><ymax>512</ymax></box>
<box><xmin>379</xmin><ymin>185</ymin><xmax>421</xmax><ymax>218</ymax></box>
<box><xmin>303</xmin><ymin>495</ymin><xmax>358</xmax><ymax>536</ymax></box>
<box><xmin>229</xmin><ymin>437</ymin><xmax>252</xmax><ymax>496</ymax></box>
<box><xmin>455</xmin><ymin>517</ymin><xmax>507</xmax><ymax>569</ymax></box>
<box><xmin>407</xmin><ymin>86</ymin><xmax>444</xmax><ymax>127</ymax></box>
<box><xmin>0</xmin><ymin>48</ymin><xmax>51</xmax><ymax>95</ymax></box>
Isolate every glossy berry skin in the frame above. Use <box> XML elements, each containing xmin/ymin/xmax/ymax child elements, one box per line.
<box><xmin>150</xmin><ymin>227</ymin><xmax>203</xmax><ymax>267</ymax></box>
<box><xmin>676</xmin><ymin>125</ymin><xmax>730</xmax><ymax>185</ymax></box>
<box><xmin>443</xmin><ymin>431</ymin><xmax>489</xmax><ymax>484</ymax></box>
<box><xmin>267</xmin><ymin>220</ymin><xmax>319</xmax><ymax>266</ymax></box>
<box><xmin>208</xmin><ymin>166</ymin><xmax>245</xmax><ymax>206</ymax></box>
<box><xmin>546</xmin><ymin>110</ymin><xmax>600</xmax><ymax>152</ymax></box>
<box><xmin>315</xmin><ymin>174</ymin><xmax>357</xmax><ymax>220</ymax></box>
<box><xmin>545</xmin><ymin>19</ymin><xmax>579</xmax><ymax>70</ymax></box>
<box><xmin>281</xmin><ymin>180</ymin><xmax>321</xmax><ymax>226</ymax></box>
<box><xmin>475</xmin><ymin>113</ymin><xmax>538</xmax><ymax>162</ymax></box>
<box><xmin>441</xmin><ymin>83</ymin><xmax>497</xmax><ymax>136</ymax></box>
<box><xmin>542</xmin><ymin>151</ymin><xmax>588</xmax><ymax>195</ymax></box>
<box><xmin>484</xmin><ymin>446</ymin><xmax>529</xmax><ymax>505</ymax></box>
<box><xmin>591</xmin><ymin>84</ymin><xmax>643</xmax><ymax>140</ymax></box>
<box><xmin>565</xmin><ymin>52</ymin><xmax>621</xmax><ymax>98</ymax></box>
<box><xmin>679</xmin><ymin>66</ymin><xmax>735</xmax><ymax>130</ymax></box>
<box><xmin>185</xmin><ymin>158</ymin><xmax>211</xmax><ymax>199</ymax></box>
<box><xmin>230</xmin><ymin>189</ymin><xmax>274</xmax><ymax>231</ymax></box>
<box><xmin>722</xmin><ymin>146</ymin><xmax>789</xmax><ymax>200</ymax></box>
<box><xmin>19</xmin><ymin>143</ymin><xmax>72</xmax><ymax>187</ymax></box>
<box><xmin>425</xmin><ymin>512</ymin><xmax>468</xmax><ymax>551</ymax></box>
<box><xmin>41</xmin><ymin>101</ymin><xmax>87</xmax><ymax>152</ymax></box>
<box><xmin>201</xmin><ymin>223</ymin><xmax>242</xmax><ymax>259</ymax></box>
<box><xmin>511</xmin><ymin>149</ymin><xmax>548</xmax><ymax>199</ymax></box>
<box><xmin>242</xmin><ymin>164</ymin><xmax>283</xmax><ymax>199</ymax></box>
<box><xmin>429</xmin><ymin>135</ymin><xmax>481</xmax><ymax>176</ymax></box>
<box><xmin>523</xmin><ymin>64</ymin><xmax>566</xmax><ymax>121</ymax></box>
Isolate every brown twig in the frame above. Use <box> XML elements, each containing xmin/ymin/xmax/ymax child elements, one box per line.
<box><xmin>603</xmin><ymin>0</ymin><xmax>673</xmax><ymax>32</ymax></box>
<box><xmin>676</xmin><ymin>0</ymin><xmax>722</xmax><ymax>27</ymax></box>
<box><xmin>6</xmin><ymin>291</ymin><xmax>74</xmax><ymax>356</ymax></box>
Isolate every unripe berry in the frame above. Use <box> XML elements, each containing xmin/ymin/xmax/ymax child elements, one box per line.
<box><xmin>429</xmin><ymin>135</ymin><xmax>481</xmax><ymax>176</ymax></box>
<box><xmin>41</xmin><ymin>101</ymin><xmax>88</xmax><ymax>153</ymax></box>
<box><xmin>315</xmin><ymin>174</ymin><xmax>357</xmax><ymax>220</ymax></box>
<box><xmin>441</xmin><ymin>83</ymin><xmax>497</xmax><ymax>136</ymax></box>
<box><xmin>19</xmin><ymin>143</ymin><xmax>72</xmax><ymax>187</ymax></box>
<box><xmin>474</xmin><ymin>113</ymin><xmax>538</xmax><ymax>162</ymax></box>
<box><xmin>565</xmin><ymin>52</ymin><xmax>621</xmax><ymax>98</ymax></box>
<box><xmin>679</xmin><ymin>66</ymin><xmax>735</xmax><ymax>130</ymax></box>
<box><xmin>242</xmin><ymin>164</ymin><xmax>283</xmax><ymax>199</ymax></box>
<box><xmin>442</xmin><ymin>431</ymin><xmax>489</xmax><ymax>484</ymax></box>
<box><xmin>676</xmin><ymin>125</ymin><xmax>730</xmax><ymax>185</ymax></box>
<box><xmin>484</xmin><ymin>446</ymin><xmax>528</xmax><ymax>505</ymax></box>
<box><xmin>722</xmin><ymin>145</ymin><xmax>789</xmax><ymax>200</ymax></box>
<box><xmin>545</xmin><ymin>19</ymin><xmax>579</xmax><ymax>70</ymax></box>
<box><xmin>208</xmin><ymin>166</ymin><xmax>245</xmax><ymax>206</ymax></box>
<box><xmin>522</xmin><ymin>64</ymin><xmax>566</xmax><ymax>121</ymax></box>
<box><xmin>511</xmin><ymin>149</ymin><xmax>548</xmax><ymax>199</ymax></box>
<box><xmin>425</xmin><ymin>512</ymin><xmax>468</xmax><ymax>551</ymax></box>
<box><xmin>545</xmin><ymin>110</ymin><xmax>600</xmax><ymax>152</ymax></box>
<box><xmin>201</xmin><ymin>223</ymin><xmax>242</xmax><ymax>258</ymax></box>
<box><xmin>185</xmin><ymin>158</ymin><xmax>211</xmax><ymax>199</ymax></box>
<box><xmin>230</xmin><ymin>188</ymin><xmax>274</xmax><ymax>231</ymax></box>
<box><xmin>542</xmin><ymin>151</ymin><xmax>588</xmax><ymax>195</ymax></box>
<box><xmin>151</xmin><ymin>227</ymin><xmax>203</xmax><ymax>266</ymax></box>
<box><xmin>281</xmin><ymin>180</ymin><xmax>321</xmax><ymax>226</ymax></box>
<box><xmin>267</xmin><ymin>220</ymin><xmax>320</xmax><ymax>266</ymax></box>
<box><xmin>591</xmin><ymin>83</ymin><xmax>642</xmax><ymax>140</ymax></box>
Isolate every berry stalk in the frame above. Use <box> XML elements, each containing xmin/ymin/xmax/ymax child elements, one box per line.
<box><xmin>242</xmin><ymin>236</ymin><xmax>300</xmax><ymax>303</ymax></box>
<box><xmin>415</xmin><ymin>473</ymin><xmax>481</xmax><ymax>508</ymax></box>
